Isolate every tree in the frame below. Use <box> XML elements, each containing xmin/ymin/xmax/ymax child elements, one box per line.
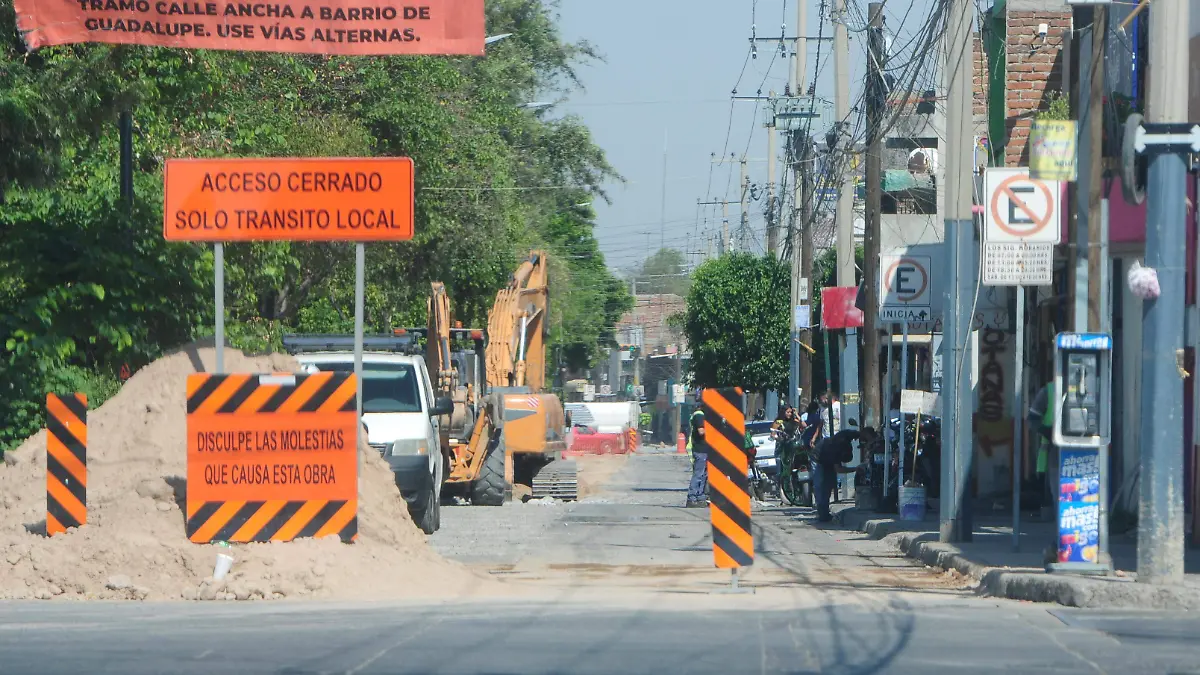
<box><xmin>683</xmin><ymin>253</ymin><xmax>789</xmax><ymax>390</ymax></box>
<box><xmin>635</xmin><ymin>248</ymin><xmax>689</xmax><ymax>296</ymax></box>
<box><xmin>0</xmin><ymin>0</ymin><xmax>630</xmax><ymax>452</ymax></box>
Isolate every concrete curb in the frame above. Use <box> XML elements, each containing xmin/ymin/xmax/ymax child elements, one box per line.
<box><xmin>834</xmin><ymin>508</ymin><xmax>1200</xmax><ymax>610</ymax></box>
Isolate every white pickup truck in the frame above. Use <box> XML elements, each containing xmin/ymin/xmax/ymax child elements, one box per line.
<box><xmin>293</xmin><ymin>346</ymin><xmax>452</xmax><ymax>534</ymax></box>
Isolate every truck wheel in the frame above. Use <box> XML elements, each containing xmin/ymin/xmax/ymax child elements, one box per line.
<box><xmin>415</xmin><ymin>485</ymin><xmax>440</xmax><ymax>534</ymax></box>
<box><xmin>414</xmin><ymin>461</ymin><xmax>442</xmax><ymax>534</ymax></box>
<box><xmin>471</xmin><ymin>438</ymin><xmax>506</xmax><ymax>506</ymax></box>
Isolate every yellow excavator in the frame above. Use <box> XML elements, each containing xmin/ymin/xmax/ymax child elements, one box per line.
<box><xmin>425</xmin><ymin>251</ymin><xmax>576</xmax><ymax>504</ymax></box>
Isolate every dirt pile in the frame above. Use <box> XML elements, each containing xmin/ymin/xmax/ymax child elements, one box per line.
<box><xmin>0</xmin><ymin>343</ymin><xmax>487</xmax><ymax>601</ymax></box>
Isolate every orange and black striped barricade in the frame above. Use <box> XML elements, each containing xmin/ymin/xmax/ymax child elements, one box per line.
<box><xmin>701</xmin><ymin>387</ymin><xmax>752</xmax><ymax>590</ymax></box>
<box><xmin>46</xmin><ymin>393</ymin><xmax>88</xmax><ymax>536</ymax></box>
<box><xmin>185</xmin><ymin>372</ymin><xmax>358</xmax><ymax>543</ymax></box>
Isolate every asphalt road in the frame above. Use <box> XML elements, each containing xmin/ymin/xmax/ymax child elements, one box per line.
<box><xmin>3</xmin><ymin>450</ymin><xmax>1198</xmax><ymax>674</ymax></box>
<box><xmin>2</xmin><ymin>599</ymin><xmax>1199</xmax><ymax>674</ymax></box>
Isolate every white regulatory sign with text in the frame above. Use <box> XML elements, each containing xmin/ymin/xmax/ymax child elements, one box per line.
<box><xmin>983</xmin><ymin>242</ymin><xmax>1053</xmax><ymax>286</ymax></box>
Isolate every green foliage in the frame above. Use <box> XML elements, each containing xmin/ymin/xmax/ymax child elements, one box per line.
<box><xmin>683</xmin><ymin>253</ymin><xmax>790</xmax><ymax>390</ymax></box>
<box><xmin>0</xmin><ymin>0</ymin><xmax>628</xmax><ymax>452</ymax></box>
<box><xmin>1037</xmin><ymin>91</ymin><xmax>1071</xmax><ymax>122</ymax></box>
<box><xmin>635</xmin><ymin>248</ymin><xmax>690</xmax><ymax>296</ymax></box>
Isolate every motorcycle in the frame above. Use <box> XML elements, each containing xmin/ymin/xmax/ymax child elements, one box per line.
<box><xmin>774</xmin><ymin>429</ymin><xmax>813</xmax><ymax>507</ymax></box>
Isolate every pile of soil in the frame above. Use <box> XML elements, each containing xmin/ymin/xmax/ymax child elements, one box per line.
<box><xmin>0</xmin><ymin>343</ymin><xmax>487</xmax><ymax>601</ymax></box>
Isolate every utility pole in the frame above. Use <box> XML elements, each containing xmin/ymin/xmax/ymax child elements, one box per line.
<box><xmin>1138</xmin><ymin>0</ymin><xmax>1188</xmax><ymax>584</ymax></box>
<box><xmin>740</xmin><ymin>157</ymin><xmax>750</xmax><ymax>250</ymax></box>
<box><xmin>1085</xmin><ymin>7</ymin><xmax>1105</xmax><ymax>331</ymax></box>
<box><xmin>940</xmin><ymin>0</ymin><xmax>976</xmax><ymax>543</ymax></box>
<box><xmin>789</xmin><ymin>0</ymin><xmax>808</xmax><ymax>408</ymax></box>
<box><xmin>833</xmin><ymin>0</ymin><xmax>860</xmax><ymax>431</ymax></box>
<box><xmin>861</xmin><ymin>2</ymin><xmax>884</xmax><ymax>427</ymax></box>
<box><xmin>767</xmin><ymin>114</ymin><xmax>779</xmax><ymax>256</ymax></box>
<box><xmin>698</xmin><ymin>198</ymin><xmax>734</xmax><ymax>255</ymax></box>
<box><xmin>799</xmin><ymin>134</ymin><xmax>815</xmax><ymax>400</ymax></box>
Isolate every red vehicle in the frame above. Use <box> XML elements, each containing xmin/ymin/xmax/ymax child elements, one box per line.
<box><xmin>565</xmin><ymin>425</ymin><xmax>628</xmax><ymax>455</ymax></box>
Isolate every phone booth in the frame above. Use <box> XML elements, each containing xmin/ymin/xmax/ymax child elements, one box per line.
<box><xmin>1048</xmin><ymin>333</ymin><xmax>1113</xmax><ymax>574</ymax></box>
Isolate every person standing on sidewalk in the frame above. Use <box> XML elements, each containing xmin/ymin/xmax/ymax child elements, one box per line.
<box><xmin>685</xmin><ymin>406</ymin><xmax>708</xmax><ymax>508</ymax></box>
<box><xmin>812</xmin><ymin>426</ymin><xmax>872</xmax><ymax>522</ymax></box>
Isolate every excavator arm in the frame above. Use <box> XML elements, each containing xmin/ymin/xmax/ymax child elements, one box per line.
<box><xmin>485</xmin><ymin>250</ymin><xmax>549</xmax><ymax>391</ymax></box>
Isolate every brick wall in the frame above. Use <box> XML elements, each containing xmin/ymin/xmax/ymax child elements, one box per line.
<box><xmin>1004</xmin><ymin>12</ymin><xmax>1071</xmax><ymax>166</ymax></box>
<box><xmin>972</xmin><ymin>36</ymin><xmax>989</xmax><ymax>122</ymax></box>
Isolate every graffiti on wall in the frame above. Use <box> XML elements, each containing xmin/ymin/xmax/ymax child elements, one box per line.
<box><xmin>976</xmin><ymin>327</ymin><xmax>1013</xmax><ymax>460</ymax></box>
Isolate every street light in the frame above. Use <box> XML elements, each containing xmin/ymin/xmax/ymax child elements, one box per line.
<box><xmin>521</xmin><ymin>102</ymin><xmax>553</xmax><ymax>110</ymax></box>
<box><xmin>485</xmin><ymin>33</ymin><xmax>513</xmax><ymax>45</ymax></box>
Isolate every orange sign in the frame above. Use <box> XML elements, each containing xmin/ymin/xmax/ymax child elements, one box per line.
<box><xmin>185</xmin><ymin>372</ymin><xmax>358</xmax><ymax>543</ymax></box>
<box><xmin>13</xmin><ymin>0</ymin><xmax>484</xmax><ymax>55</ymax></box>
<box><xmin>164</xmin><ymin>157</ymin><xmax>414</xmax><ymax>242</ymax></box>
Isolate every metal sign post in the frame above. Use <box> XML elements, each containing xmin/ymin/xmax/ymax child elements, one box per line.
<box><xmin>214</xmin><ymin>243</ymin><xmax>225</xmax><ymax>374</ymax></box>
<box><xmin>982</xmin><ymin>167</ymin><xmax>1060</xmax><ymax>550</ymax></box>
<box><xmin>1012</xmin><ymin>287</ymin><xmax>1024</xmax><ymax>551</ymax></box>
<box><xmin>354</xmin><ymin>243</ymin><xmax>365</xmax><ymax>423</ymax></box>
<box><xmin>899</xmin><ymin>320</ymin><xmax>909</xmax><ymax>488</ymax></box>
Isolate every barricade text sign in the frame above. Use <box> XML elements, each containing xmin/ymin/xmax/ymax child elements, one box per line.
<box><xmin>14</xmin><ymin>0</ymin><xmax>485</xmax><ymax>55</ymax></box>
<box><xmin>185</xmin><ymin>372</ymin><xmax>358</xmax><ymax>543</ymax></box>
<box><xmin>164</xmin><ymin>158</ymin><xmax>414</xmax><ymax>242</ymax></box>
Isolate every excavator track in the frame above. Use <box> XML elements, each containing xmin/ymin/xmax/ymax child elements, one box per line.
<box><xmin>530</xmin><ymin>458</ymin><xmax>578</xmax><ymax>501</ymax></box>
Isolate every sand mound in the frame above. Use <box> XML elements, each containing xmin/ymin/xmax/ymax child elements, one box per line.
<box><xmin>0</xmin><ymin>343</ymin><xmax>487</xmax><ymax>601</ymax></box>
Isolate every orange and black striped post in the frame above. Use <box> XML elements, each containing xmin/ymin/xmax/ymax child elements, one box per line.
<box><xmin>46</xmin><ymin>393</ymin><xmax>88</xmax><ymax>536</ymax></box>
<box><xmin>702</xmin><ymin>387</ymin><xmax>753</xmax><ymax>576</ymax></box>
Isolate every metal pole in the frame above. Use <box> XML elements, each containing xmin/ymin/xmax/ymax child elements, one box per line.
<box><xmin>800</xmin><ymin>140</ymin><xmax>815</xmax><ymax>400</ymax></box>
<box><xmin>940</xmin><ymin>0</ymin><xmax>974</xmax><ymax>543</ymax></box>
<box><xmin>788</xmin><ymin>0</ymin><xmax>808</xmax><ymax>411</ymax></box>
<box><xmin>791</xmin><ymin>142</ymin><xmax>803</xmax><ymax>407</ymax></box>
<box><xmin>884</xmin><ymin>324</ymin><xmax>894</xmax><ymax>498</ymax></box>
<box><xmin>722</xmin><ymin>202</ymin><xmax>730</xmax><ymax>256</ymax></box>
<box><xmin>1012</xmin><ymin>286</ymin><xmax>1024</xmax><ymax>551</ymax></box>
<box><xmin>791</xmin><ymin>0</ymin><xmax>806</xmax><ymax>97</ymax></box>
<box><xmin>900</xmin><ymin>321</ymin><xmax>909</xmax><ymax>489</ymax></box>
<box><xmin>214</xmin><ymin>243</ymin><xmax>224</xmax><ymax>374</ymax></box>
<box><xmin>1137</xmin><ymin>0</ymin><xmax>1188</xmax><ymax>584</ymax></box>
<box><xmin>767</xmin><ymin>122</ymin><xmax>779</xmax><ymax>256</ymax></box>
<box><xmin>740</xmin><ymin>157</ymin><xmax>750</xmax><ymax>251</ymax></box>
<box><xmin>1086</xmin><ymin>7</ymin><xmax>1106</xmax><ymax>331</ymax></box>
<box><xmin>354</xmin><ymin>243</ymin><xmax>365</xmax><ymax>423</ymax></box>
<box><xmin>862</xmin><ymin>2</ymin><xmax>885</xmax><ymax>428</ymax></box>
<box><xmin>834</xmin><ymin>0</ymin><xmax>861</xmax><ymax>435</ymax></box>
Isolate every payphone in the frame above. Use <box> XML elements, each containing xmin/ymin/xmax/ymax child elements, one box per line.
<box><xmin>1048</xmin><ymin>333</ymin><xmax>1112</xmax><ymax>572</ymax></box>
<box><xmin>1052</xmin><ymin>333</ymin><xmax>1112</xmax><ymax>448</ymax></box>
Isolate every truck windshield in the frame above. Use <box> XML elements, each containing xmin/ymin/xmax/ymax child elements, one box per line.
<box><xmin>311</xmin><ymin>362</ymin><xmax>422</xmax><ymax>414</ymax></box>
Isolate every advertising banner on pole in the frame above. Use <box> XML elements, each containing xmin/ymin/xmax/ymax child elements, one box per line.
<box><xmin>1057</xmin><ymin>448</ymin><xmax>1102</xmax><ymax>564</ymax></box>
<box><xmin>13</xmin><ymin>0</ymin><xmax>485</xmax><ymax>55</ymax></box>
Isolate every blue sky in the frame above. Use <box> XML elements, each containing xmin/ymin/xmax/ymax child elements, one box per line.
<box><xmin>554</xmin><ymin>0</ymin><xmax>860</xmax><ymax>271</ymax></box>
<box><xmin>553</xmin><ymin>0</ymin><xmax>945</xmax><ymax>271</ymax></box>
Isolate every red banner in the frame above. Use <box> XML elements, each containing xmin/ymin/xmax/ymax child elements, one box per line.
<box><xmin>820</xmin><ymin>286</ymin><xmax>864</xmax><ymax>330</ymax></box>
<box><xmin>13</xmin><ymin>0</ymin><xmax>484</xmax><ymax>55</ymax></box>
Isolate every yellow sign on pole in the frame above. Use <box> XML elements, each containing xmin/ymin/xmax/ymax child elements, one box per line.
<box><xmin>1030</xmin><ymin>120</ymin><xmax>1078</xmax><ymax>182</ymax></box>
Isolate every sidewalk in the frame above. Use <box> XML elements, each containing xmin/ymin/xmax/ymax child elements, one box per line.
<box><xmin>832</xmin><ymin>505</ymin><xmax>1200</xmax><ymax>609</ymax></box>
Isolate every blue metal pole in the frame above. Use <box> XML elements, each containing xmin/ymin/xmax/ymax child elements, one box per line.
<box><xmin>1136</xmin><ymin>0</ymin><xmax>1188</xmax><ymax>585</ymax></box>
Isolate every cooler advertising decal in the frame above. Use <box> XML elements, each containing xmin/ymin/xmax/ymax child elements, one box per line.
<box><xmin>1057</xmin><ymin>448</ymin><xmax>1101</xmax><ymax>563</ymax></box>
